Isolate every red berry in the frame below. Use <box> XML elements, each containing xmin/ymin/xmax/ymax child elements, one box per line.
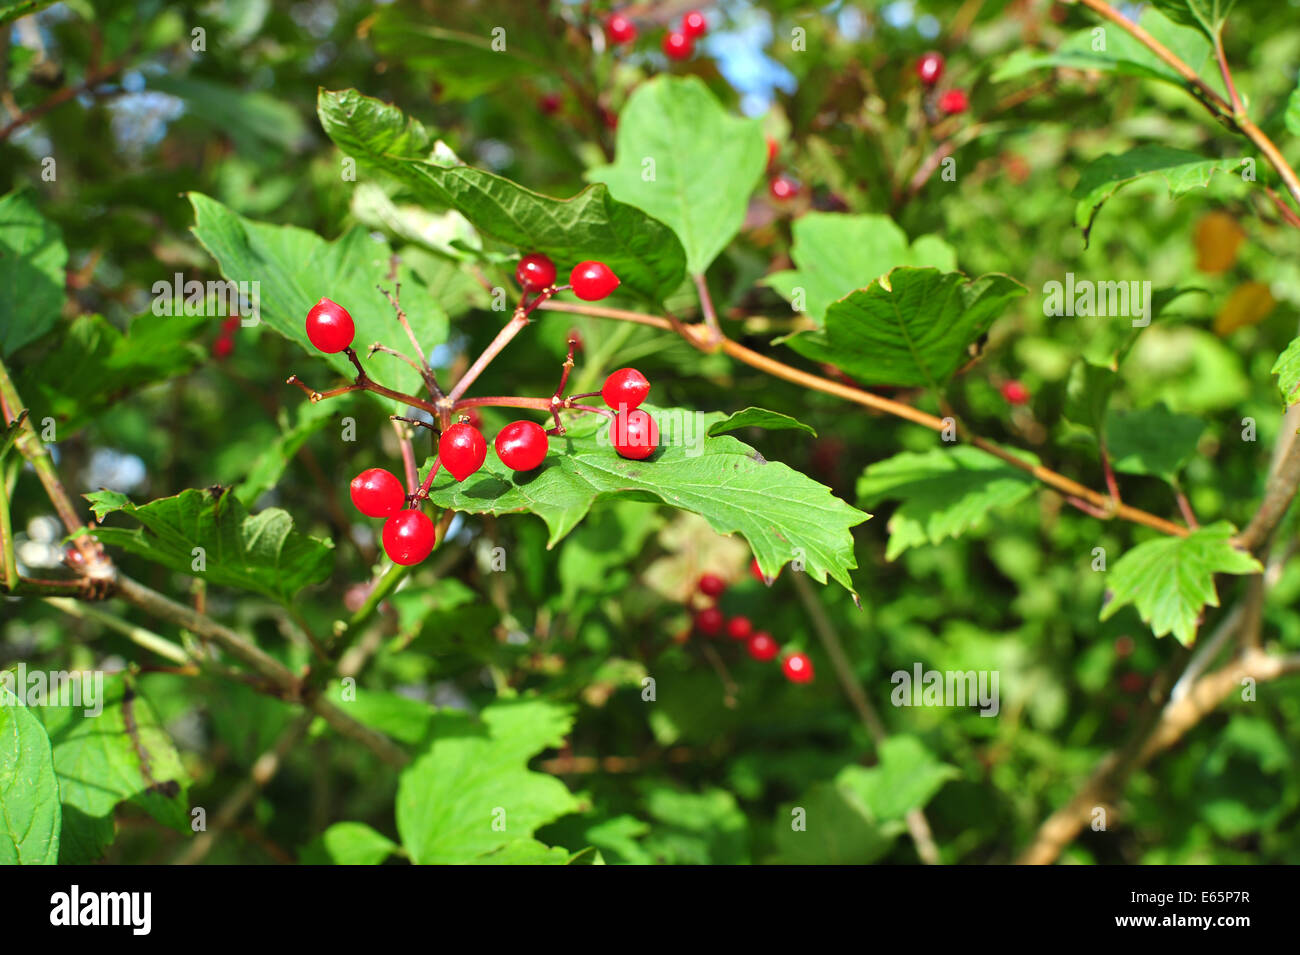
<box><xmin>939</xmin><ymin>88</ymin><xmax>968</xmax><ymax>115</ymax></box>
<box><xmin>769</xmin><ymin>176</ymin><xmax>799</xmax><ymax>201</ymax></box>
<box><xmin>538</xmin><ymin>93</ymin><xmax>561</xmax><ymax>115</ymax></box>
<box><xmin>609</xmin><ymin>408</ymin><xmax>659</xmax><ymax>460</ymax></box>
<box><xmin>695</xmin><ymin>606</ymin><xmax>724</xmax><ymax>637</ymax></box>
<box><xmin>1119</xmin><ymin>672</ymin><xmax>1146</xmax><ymax>695</ymax></box>
<box><xmin>305</xmin><ymin>298</ymin><xmax>355</xmax><ymax>353</ymax></box>
<box><xmin>747</xmin><ymin>632</ymin><xmax>779</xmax><ymax>662</ymax></box>
<box><xmin>350</xmin><ymin>467</ymin><xmax>406</xmax><ymax>518</ymax></box>
<box><xmin>570</xmin><ymin>261</ymin><xmax>620</xmax><ymax>300</ymax></box>
<box><xmin>782</xmin><ymin>652</ymin><xmax>815</xmax><ymax>683</ymax></box>
<box><xmin>662</xmin><ymin>31</ymin><xmax>692</xmax><ymax>60</ymax></box>
<box><xmin>495</xmin><ymin>420</ymin><xmax>549</xmax><ymax>472</ymax></box>
<box><xmin>516</xmin><ymin>253</ymin><xmax>557</xmax><ymax>292</ymax></box>
<box><xmin>1001</xmin><ymin>380</ymin><xmax>1030</xmax><ymax>405</ymax></box>
<box><xmin>601</xmin><ymin>367</ymin><xmax>650</xmax><ymax>411</ymax></box>
<box><xmin>439</xmin><ymin>421</ymin><xmax>487</xmax><ymax>482</ymax></box>
<box><xmin>917</xmin><ymin>51</ymin><xmax>945</xmax><ymax>85</ymax></box>
<box><xmin>726</xmin><ymin>616</ymin><xmax>753</xmax><ymax>641</ymax></box>
<box><xmin>222</xmin><ymin>315</ymin><xmax>240</xmax><ymax>332</ymax></box>
<box><xmin>681</xmin><ymin>10</ymin><xmax>707</xmax><ymax>38</ymax></box>
<box><xmin>606</xmin><ymin>13</ymin><xmax>637</xmax><ymax>45</ymax></box>
<box><xmin>382</xmin><ymin>509</ymin><xmax>436</xmax><ymax>565</ymax></box>
<box><xmin>698</xmin><ymin>573</ymin><xmax>726</xmax><ymax>598</ymax></box>
<box><xmin>211</xmin><ymin>335</ymin><xmax>233</xmax><ymax>360</ymax></box>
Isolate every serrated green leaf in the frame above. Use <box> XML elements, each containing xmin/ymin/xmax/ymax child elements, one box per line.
<box><xmin>837</xmin><ymin>736</ymin><xmax>959</xmax><ymax>822</ymax></box>
<box><xmin>1105</xmin><ymin>403</ymin><xmax>1205</xmax><ymax>482</ymax></box>
<box><xmin>586</xmin><ymin>76</ymin><xmax>765</xmax><ymax>275</ymax></box>
<box><xmin>300</xmin><ymin>822</ymin><xmax>399</xmax><ymax>865</ymax></box>
<box><xmin>396</xmin><ymin>699</ymin><xmax>578</xmax><ymax>864</ymax></box>
<box><xmin>706</xmin><ymin>407</ymin><xmax>817</xmax><ymax>438</ymax></box>
<box><xmin>0</xmin><ymin>189</ymin><xmax>67</xmax><ymax>357</ymax></box>
<box><xmin>472</xmin><ymin>839</ymin><xmax>571</xmax><ymax>865</ymax></box>
<box><xmin>1151</xmin><ymin>0</ymin><xmax>1236</xmax><ymax>40</ymax></box>
<box><xmin>771</xmin><ymin>777</ymin><xmax>898</xmax><ymax>865</ymax></box>
<box><xmin>1270</xmin><ymin>337</ymin><xmax>1300</xmax><ymax>406</ymax></box>
<box><xmin>317</xmin><ymin>88</ymin><xmax>686</xmax><ymax>301</ymax></box>
<box><xmin>857</xmin><ymin>445</ymin><xmax>1039</xmax><ymax>560</ymax></box>
<box><xmin>0</xmin><ymin>686</ymin><xmax>61</xmax><ymax>865</ymax></box>
<box><xmin>422</xmin><ymin>404</ymin><xmax>868</xmax><ymax>592</ymax></box>
<box><xmin>1101</xmin><ymin>522</ymin><xmax>1261</xmax><ymax>645</ymax></box>
<box><xmin>761</xmin><ymin>213</ymin><xmax>956</xmax><ymax>326</ymax></box>
<box><xmin>781</xmin><ymin>268</ymin><xmax>1026</xmax><ymax>390</ymax></box>
<box><xmin>84</xmin><ymin>487</ymin><xmax>333</xmax><ymax>604</ymax></box>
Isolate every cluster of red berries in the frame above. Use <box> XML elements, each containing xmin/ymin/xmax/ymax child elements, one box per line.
<box><xmin>690</xmin><ymin>566</ymin><xmax>813</xmax><ymax>684</ymax></box>
<box><xmin>211</xmin><ymin>315</ymin><xmax>240</xmax><ymax>360</ymax></box>
<box><xmin>605</xmin><ymin>8</ymin><xmax>707</xmax><ymax>60</ymax></box>
<box><xmin>916</xmin><ymin>51</ymin><xmax>968</xmax><ymax>117</ymax></box>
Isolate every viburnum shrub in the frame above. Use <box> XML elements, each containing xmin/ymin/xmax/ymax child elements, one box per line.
<box><xmin>5</xmin><ymin>0</ymin><xmax>1300</xmax><ymax>875</ymax></box>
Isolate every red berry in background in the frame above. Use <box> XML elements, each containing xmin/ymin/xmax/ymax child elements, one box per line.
<box><xmin>570</xmin><ymin>261</ymin><xmax>621</xmax><ymax>301</ymax></box>
<box><xmin>917</xmin><ymin>51</ymin><xmax>945</xmax><ymax>85</ymax></box>
<box><xmin>350</xmin><ymin>467</ymin><xmax>406</xmax><ymax>518</ymax></box>
<box><xmin>439</xmin><ymin>421</ymin><xmax>488</xmax><ymax>482</ymax></box>
<box><xmin>695</xmin><ymin>606</ymin><xmax>724</xmax><ymax>637</ymax></box>
<box><xmin>782</xmin><ymin>652</ymin><xmax>815</xmax><ymax>683</ymax></box>
<box><xmin>211</xmin><ymin>335</ymin><xmax>233</xmax><ymax>360</ymax></box>
<box><xmin>747</xmin><ymin>632</ymin><xmax>779</xmax><ymax>662</ymax></box>
<box><xmin>681</xmin><ymin>10</ymin><xmax>708</xmax><ymax>38</ymax></box>
<box><xmin>1114</xmin><ymin>635</ymin><xmax>1135</xmax><ymax>659</ymax></box>
<box><xmin>1001</xmin><ymin>380</ymin><xmax>1030</xmax><ymax>405</ymax></box>
<box><xmin>601</xmin><ymin>367</ymin><xmax>650</xmax><ymax>411</ymax></box>
<box><xmin>382</xmin><ymin>509</ymin><xmax>436</xmax><ymax>565</ymax></box>
<box><xmin>464</xmin><ymin>408</ymin><xmax>484</xmax><ymax>430</ymax></box>
<box><xmin>516</xmin><ymin>253</ymin><xmax>557</xmax><ymax>292</ymax></box>
<box><xmin>538</xmin><ymin>93</ymin><xmax>562</xmax><ymax>115</ymax></box>
<box><xmin>662</xmin><ymin>30</ymin><xmax>692</xmax><ymax>60</ymax></box>
<box><xmin>495</xmin><ymin>420</ymin><xmax>549</xmax><ymax>472</ymax></box>
<box><xmin>609</xmin><ymin>408</ymin><xmax>659</xmax><ymax>460</ymax></box>
<box><xmin>1119</xmin><ymin>672</ymin><xmax>1146</xmax><ymax>695</ymax></box>
<box><xmin>726</xmin><ymin>616</ymin><xmax>753</xmax><ymax>641</ymax></box>
<box><xmin>769</xmin><ymin>176</ymin><xmax>799</xmax><ymax>201</ymax></box>
<box><xmin>606</xmin><ymin>13</ymin><xmax>636</xmax><ymax>45</ymax></box>
<box><xmin>750</xmin><ymin>557</ymin><xmax>766</xmax><ymax>583</ymax></box>
<box><xmin>305</xmin><ymin>298</ymin><xmax>355</xmax><ymax>353</ymax></box>
<box><xmin>939</xmin><ymin>88</ymin><xmax>969</xmax><ymax>115</ymax></box>
<box><xmin>601</xmin><ymin>106</ymin><xmax>619</xmax><ymax>130</ymax></box>
<box><xmin>222</xmin><ymin>315</ymin><xmax>240</xmax><ymax>332</ymax></box>
<box><xmin>698</xmin><ymin>573</ymin><xmax>726</xmax><ymax>599</ymax></box>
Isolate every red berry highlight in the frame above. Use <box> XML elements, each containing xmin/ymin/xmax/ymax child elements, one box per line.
<box><xmin>382</xmin><ymin>509</ymin><xmax>436</xmax><ymax>566</ymax></box>
<box><xmin>516</xmin><ymin>253</ymin><xmax>557</xmax><ymax>292</ymax></box>
<box><xmin>570</xmin><ymin>261</ymin><xmax>621</xmax><ymax>301</ymax></box>
<box><xmin>939</xmin><ymin>88</ymin><xmax>968</xmax><ymax>115</ymax></box>
<box><xmin>305</xmin><ymin>298</ymin><xmax>355</xmax><ymax>354</ymax></box>
<box><xmin>747</xmin><ymin>632</ymin><xmax>779</xmax><ymax>662</ymax></box>
<box><xmin>726</xmin><ymin>616</ymin><xmax>753</xmax><ymax>641</ymax></box>
<box><xmin>681</xmin><ymin>10</ymin><xmax>707</xmax><ymax>38</ymax></box>
<box><xmin>1001</xmin><ymin>380</ymin><xmax>1030</xmax><ymax>405</ymax></box>
<box><xmin>606</xmin><ymin>13</ymin><xmax>636</xmax><ymax>45</ymax></box>
<box><xmin>917</xmin><ymin>51</ymin><xmax>945</xmax><ymax>85</ymax></box>
<box><xmin>695</xmin><ymin>606</ymin><xmax>724</xmax><ymax>636</ymax></box>
<box><xmin>609</xmin><ymin>408</ymin><xmax>659</xmax><ymax>460</ymax></box>
<box><xmin>439</xmin><ymin>421</ymin><xmax>488</xmax><ymax>482</ymax></box>
<box><xmin>495</xmin><ymin>420</ymin><xmax>549</xmax><ymax>472</ymax></box>
<box><xmin>662</xmin><ymin>31</ymin><xmax>692</xmax><ymax>60</ymax></box>
<box><xmin>782</xmin><ymin>652</ymin><xmax>815</xmax><ymax>683</ymax></box>
<box><xmin>765</xmin><ymin>137</ymin><xmax>779</xmax><ymax>172</ymax></box>
<box><xmin>350</xmin><ymin>467</ymin><xmax>406</xmax><ymax>518</ymax></box>
<box><xmin>601</xmin><ymin>367</ymin><xmax>650</xmax><ymax>411</ymax></box>
<box><xmin>769</xmin><ymin>176</ymin><xmax>799</xmax><ymax>201</ymax></box>
<box><xmin>698</xmin><ymin>573</ymin><xmax>726</xmax><ymax>599</ymax></box>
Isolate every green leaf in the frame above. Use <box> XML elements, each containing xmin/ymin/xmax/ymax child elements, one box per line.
<box><xmin>1287</xmin><ymin>80</ymin><xmax>1300</xmax><ymax>138</ymax></box>
<box><xmin>0</xmin><ymin>1</ymin><xmax>57</xmax><ymax>27</ymax></box>
<box><xmin>396</xmin><ymin>699</ymin><xmax>578</xmax><ymax>864</ymax></box>
<box><xmin>148</xmin><ymin>75</ymin><xmax>308</xmax><ymax>159</ymax></box>
<box><xmin>706</xmin><ymin>407</ymin><xmax>817</xmax><ymax>438</ymax></box>
<box><xmin>0</xmin><ymin>189</ymin><xmax>67</xmax><ymax>357</ymax></box>
<box><xmin>857</xmin><ymin>445</ymin><xmax>1039</xmax><ymax>560</ymax></box>
<box><xmin>1105</xmin><ymin>404</ymin><xmax>1205</xmax><ymax>482</ymax></box>
<box><xmin>1065</xmin><ymin>358</ymin><xmax>1120</xmax><ymax>437</ymax></box>
<box><xmin>317</xmin><ymin>89</ymin><xmax>686</xmax><ymax>302</ymax></box>
<box><xmin>762</xmin><ymin>213</ymin><xmax>956</xmax><ymax>326</ymax></box>
<box><xmin>1072</xmin><ymin>146</ymin><xmax>1242</xmax><ymax>240</ymax></box>
<box><xmin>1101</xmin><ymin>522</ymin><xmax>1262</xmax><ymax>645</ymax></box>
<box><xmin>1150</xmin><ymin>0</ymin><xmax>1236</xmax><ymax>40</ymax></box>
<box><xmin>421</xmin><ymin>404</ymin><xmax>869</xmax><ymax>592</ymax></box>
<box><xmin>234</xmin><ymin>399</ymin><xmax>337</xmax><ymax>506</ymax></box>
<box><xmin>0</xmin><ymin>686</ymin><xmax>61</xmax><ymax>864</ymax></box>
<box><xmin>84</xmin><ymin>487</ymin><xmax>333</xmax><ymax>605</ymax></box>
<box><xmin>1270</xmin><ymin>337</ymin><xmax>1300</xmax><ymax>406</ymax></box>
<box><xmin>300</xmin><ymin>822</ymin><xmax>399</xmax><ymax>865</ymax></box>
<box><xmin>586</xmin><ymin>76</ymin><xmax>765</xmax><ymax>275</ymax></box>
<box><xmin>643</xmin><ymin>787</ymin><xmax>749</xmax><ymax>865</ymax></box>
<box><xmin>771</xmin><ymin>776</ymin><xmax>898</xmax><ymax>865</ymax></box>
<box><xmin>781</xmin><ymin>268</ymin><xmax>1026</xmax><ymax>390</ymax></box>
<box><xmin>836</xmin><ymin>737</ymin><xmax>959</xmax><ymax>822</ymax></box>
<box><xmin>471</xmin><ymin>839</ymin><xmax>571</xmax><ymax>865</ymax></box>
<box><xmin>187</xmin><ymin>192</ymin><xmax>448</xmax><ymax>401</ymax></box>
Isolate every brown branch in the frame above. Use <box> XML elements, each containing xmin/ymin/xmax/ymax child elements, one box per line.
<box><xmin>0</xmin><ymin>52</ymin><xmax>132</xmax><ymax>142</ymax></box>
<box><xmin>1236</xmin><ymin>405</ymin><xmax>1300</xmax><ymax>553</ymax></box>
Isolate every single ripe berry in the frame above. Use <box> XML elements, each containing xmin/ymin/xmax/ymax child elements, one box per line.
<box><xmin>538</xmin><ymin>93</ymin><xmax>562</xmax><ymax>115</ymax></box>
<box><xmin>382</xmin><ymin>509</ymin><xmax>436</xmax><ymax>566</ymax></box>
<box><xmin>606</xmin><ymin>13</ymin><xmax>637</xmax><ymax>45</ymax></box>
<box><xmin>495</xmin><ymin>420</ymin><xmax>549</xmax><ymax>472</ymax></box>
<box><xmin>917</xmin><ymin>51</ymin><xmax>945</xmax><ymax>85</ymax></box>
<box><xmin>726</xmin><ymin>616</ymin><xmax>753</xmax><ymax>641</ymax></box>
<box><xmin>305</xmin><ymin>298</ymin><xmax>355</xmax><ymax>353</ymax></box>
<box><xmin>601</xmin><ymin>368</ymin><xmax>650</xmax><ymax>411</ymax></box>
<box><xmin>662</xmin><ymin>30</ymin><xmax>692</xmax><ymax>60</ymax></box>
<box><xmin>769</xmin><ymin>176</ymin><xmax>799</xmax><ymax>201</ymax></box>
<box><xmin>681</xmin><ymin>10</ymin><xmax>707</xmax><ymax>38</ymax></box>
<box><xmin>939</xmin><ymin>88</ymin><xmax>968</xmax><ymax>115</ymax></box>
<box><xmin>439</xmin><ymin>421</ymin><xmax>488</xmax><ymax>482</ymax></box>
<box><xmin>695</xmin><ymin>606</ymin><xmax>724</xmax><ymax>637</ymax></box>
<box><xmin>782</xmin><ymin>652</ymin><xmax>815</xmax><ymax>684</ymax></box>
<box><xmin>350</xmin><ymin>467</ymin><xmax>406</xmax><ymax>518</ymax></box>
<box><xmin>212</xmin><ymin>335</ymin><xmax>233</xmax><ymax>359</ymax></box>
<box><xmin>698</xmin><ymin>573</ymin><xmax>726</xmax><ymax>599</ymax></box>
<box><xmin>570</xmin><ymin>261</ymin><xmax>621</xmax><ymax>301</ymax></box>
<box><xmin>747</xmin><ymin>632</ymin><xmax>779</xmax><ymax>662</ymax></box>
<box><xmin>609</xmin><ymin>409</ymin><xmax>659</xmax><ymax>460</ymax></box>
<box><xmin>1001</xmin><ymin>380</ymin><xmax>1030</xmax><ymax>405</ymax></box>
<box><xmin>516</xmin><ymin>253</ymin><xmax>557</xmax><ymax>292</ymax></box>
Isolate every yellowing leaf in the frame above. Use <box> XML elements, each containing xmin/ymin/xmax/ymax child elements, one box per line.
<box><xmin>1214</xmin><ymin>281</ymin><xmax>1275</xmax><ymax>336</ymax></box>
<box><xmin>1194</xmin><ymin>211</ymin><xmax>1245</xmax><ymax>274</ymax></box>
